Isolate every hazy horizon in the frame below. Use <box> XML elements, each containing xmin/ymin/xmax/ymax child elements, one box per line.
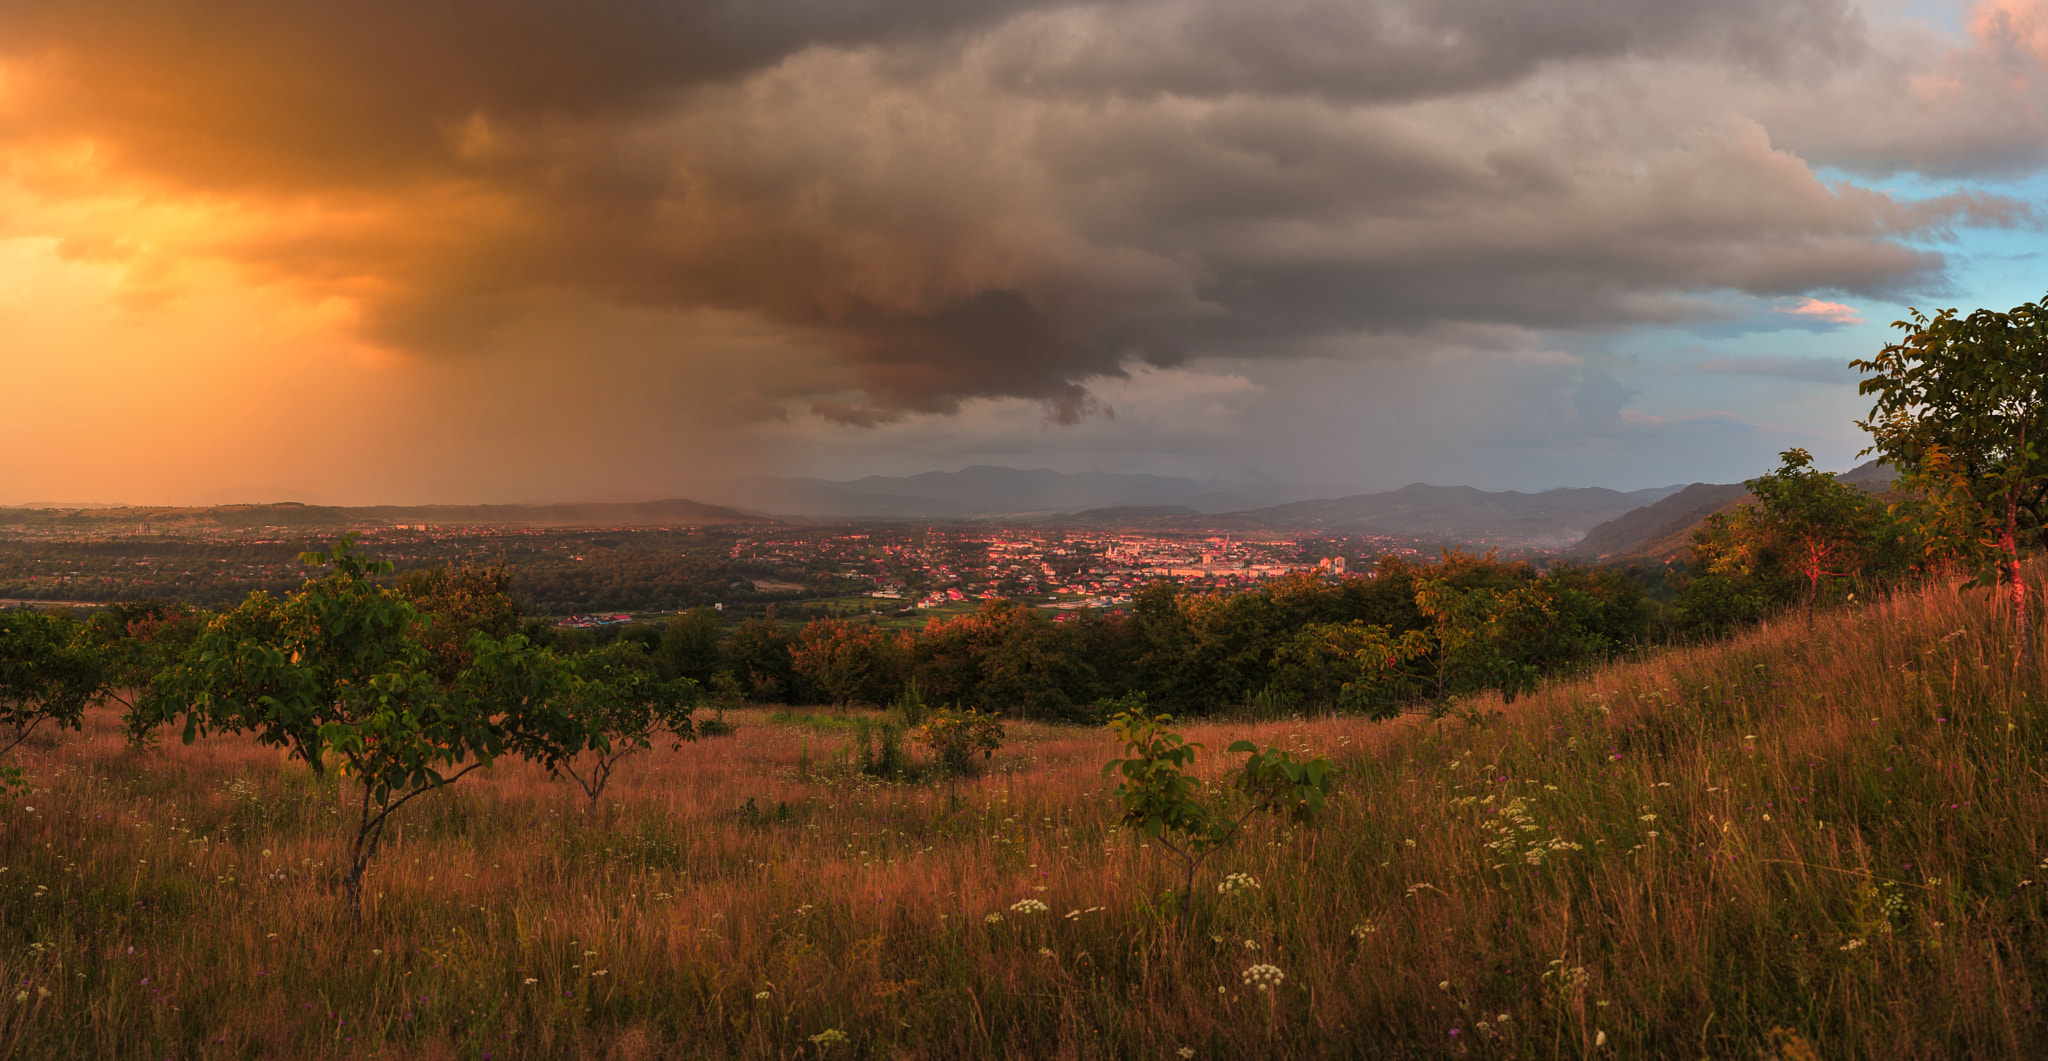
<box><xmin>4</xmin><ymin>1</ymin><xmax>2045</xmax><ymax>506</ymax></box>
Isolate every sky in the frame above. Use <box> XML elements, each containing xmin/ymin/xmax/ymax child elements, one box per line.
<box><xmin>3</xmin><ymin>0</ymin><xmax>2047</xmax><ymax>506</ymax></box>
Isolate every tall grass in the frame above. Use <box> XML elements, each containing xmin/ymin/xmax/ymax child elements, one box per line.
<box><xmin>3</xmin><ymin>569</ymin><xmax>2047</xmax><ymax>1058</ymax></box>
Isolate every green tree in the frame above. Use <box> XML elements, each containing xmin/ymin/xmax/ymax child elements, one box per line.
<box><xmin>1854</xmin><ymin>298</ymin><xmax>2048</xmax><ymax>668</ymax></box>
<box><xmin>719</xmin><ymin>619</ymin><xmax>797</xmax><ymax>703</ymax></box>
<box><xmin>1414</xmin><ymin>552</ymin><xmax>1612</xmax><ymax>703</ymax></box>
<box><xmin>77</xmin><ymin>599</ymin><xmax>200</xmax><ymax>745</ymax></box>
<box><xmin>0</xmin><ymin>609</ymin><xmax>104</xmax><ymax>791</ymax></box>
<box><xmin>1268</xmin><ymin>620</ymin><xmax>1431</xmax><ymax>719</ymax></box>
<box><xmin>152</xmin><ymin>539</ymin><xmax>599</xmax><ymax>919</ymax></box>
<box><xmin>656</xmin><ymin>608</ymin><xmax>724</xmax><ymax>684</ymax></box>
<box><xmin>1743</xmin><ymin>448</ymin><xmax>1886</xmax><ymax>627</ymax></box>
<box><xmin>557</xmin><ymin>642</ymin><xmax>698</xmax><ymax>810</ymax></box>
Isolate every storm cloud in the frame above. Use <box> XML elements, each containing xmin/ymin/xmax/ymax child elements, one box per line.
<box><xmin>1</xmin><ymin>0</ymin><xmax>2042</xmax><ymax>427</ymax></box>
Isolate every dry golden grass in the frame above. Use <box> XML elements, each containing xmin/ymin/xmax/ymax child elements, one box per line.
<box><xmin>3</xmin><ymin>569</ymin><xmax>2048</xmax><ymax>1058</ymax></box>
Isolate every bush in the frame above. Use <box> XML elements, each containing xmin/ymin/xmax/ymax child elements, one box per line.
<box><xmin>914</xmin><ymin>707</ymin><xmax>1004</xmax><ymax>776</ymax></box>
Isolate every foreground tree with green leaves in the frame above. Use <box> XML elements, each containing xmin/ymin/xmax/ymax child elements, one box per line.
<box><xmin>149</xmin><ymin>538</ymin><xmax>602</xmax><ymax>918</ymax></box>
<box><xmin>0</xmin><ymin>608</ymin><xmax>105</xmax><ymax>794</ymax></box>
<box><xmin>1854</xmin><ymin>296</ymin><xmax>2048</xmax><ymax>668</ymax></box>
<box><xmin>1102</xmin><ymin>702</ymin><xmax>1340</xmax><ymax>921</ymax></box>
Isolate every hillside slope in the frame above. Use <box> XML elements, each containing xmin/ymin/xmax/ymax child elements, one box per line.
<box><xmin>5</xmin><ymin>561</ymin><xmax>2042</xmax><ymax>1058</ymax></box>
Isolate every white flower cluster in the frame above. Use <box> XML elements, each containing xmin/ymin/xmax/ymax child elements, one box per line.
<box><xmin>1217</xmin><ymin>872</ymin><xmax>1260</xmax><ymax>895</ymax></box>
<box><xmin>1470</xmin><ymin>796</ymin><xmax>1586</xmax><ymax>869</ymax></box>
<box><xmin>984</xmin><ymin>912</ymin><xmax>1004</xmax><ymax>924</ymax></box>
<box><xmin>1541</xmin><ymin>960</ymin><xmax>1588</xmax><ymax>1000</ymax></box>
<box><xmin>1241</xmin><ymin>964</ymin><xmax>1286</xmax><ymax>992</ymax></box>
<box><xmin>1010</xmin><ymin>898</ymin><xmax>1049</xmax><ymax>915</ymax></box>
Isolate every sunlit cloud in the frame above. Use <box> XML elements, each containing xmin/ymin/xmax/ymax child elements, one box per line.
<box><xmin>0</xmin><ymin>0</ymin><xmax>2041</xmax><ymax>502</ymax></box>
<box><xmin>1777</xmin><ymin>297</ymin><xmax>1866</xmax><ymax>325</ymax></box>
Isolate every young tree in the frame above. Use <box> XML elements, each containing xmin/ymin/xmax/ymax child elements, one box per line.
<box><xmin>1102</xmin><ymin>703</ymin><xmax>1340</xmax><ymax>923</ymax></box>
<box><xmin>556</xmin><ymin>641</ymin><xmax>698</xmax><ymax>810</ymax></box>
<box><xmin>152</xmin><ymin>538</ymin><xmax>600</xmax><ymax>920</ymax></box>
<box><xmin>1854</xmin><ymin>298</ymin><xmax>2048</xmax><ymax>668</ymax></box>
<box><xmin>1744</xmin><ymin>448</ymin><xmax>1885</xmax><ymax>628</ymax></box>
<box><xmin>78</xmin><ymin>599</ymin><xmax>202</xmax><ymax>745</ymax></box>
<box><xmin>0</xmin><ymin>609</ymin><xmax>104</xmax><ymax>790</ymax></box>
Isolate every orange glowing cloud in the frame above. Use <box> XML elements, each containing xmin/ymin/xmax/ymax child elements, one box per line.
<box><xmin>1972</xmin><ymin>0</ymin><xmax>2048</xmax><ymax>69</ymax></box>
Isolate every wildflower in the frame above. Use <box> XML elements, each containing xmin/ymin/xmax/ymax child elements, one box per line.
<box><xmin>1010</xmin><ymin>898</ymin><xmax>1049</xmax><ymax>915</ymax></box>
<box><xmin>524</xmin><ymin>978</ymin><xmax>538</xmax><ymax>985</ymax></box>
<box><xmin>755</xmin><ymin>991</ymin><xmax>772</xmax><ymax>1000</ymax></box>
<box><xmin>1596</xmin><ymin>1030</ymin><xmax>1607</xmax><ymax>1047</ymax></box>
<box><xmin>1350</xmin><ymin>921</ymin><xmax>1379</xmax><ymax>940</ymax></box>
<box><xmin>984</xmin><ymin>913</ymin><xmax>1003</xmax><ymax>924</ymax></box>
<box><xmin>12</xmin><ymin>991</ymin><xmax>24</xmax><ymax>1004</ymax></box>
<box><xmin>1038</xmin><ymin>947</ymin><xmax>1055</xmax><ymax>958</ymax></box>
<box><xmin>1217</xmin><ymin>872</ymin><xmax>1260</xmax><ymax>895</ymax></box>
<box><xmin>1243</xmin><ymin>939</ymin><xmax>1259</xmax><ymax>951</ymax></box>
<box><xmin>810</xmin><ymin>1028</ymin><xmax>849</xmax><ymax>1049</ymax></box>
<box><xmin>1178</xmin><ymin>1049</ymin><xmax>1195</xmax><ymax>1059</ymax></box>
<box><xmin>1438</xmin><ymin>980</ymin><xmax>1451</xmax><ymax>990</ymax></box>
<box><xmin>1242</xmin><ymin>964</ymin><xmax>1285</xmax><ymax>992</ymax></box>
<box><xmin>1840</xmin><ymin>939</ymin><xmax>1865</xmax><ymax>951</ymax></box>
<box><xmin>1638</xmin><ymin>814</ymin><xmax>1657</xmax><ymax>822</ymax></box>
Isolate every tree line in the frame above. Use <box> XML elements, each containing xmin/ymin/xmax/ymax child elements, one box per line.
<box><xmin>628</xmin><ymin>553</ymin><xmax>1654</xmax><ymax>722</ymax></box>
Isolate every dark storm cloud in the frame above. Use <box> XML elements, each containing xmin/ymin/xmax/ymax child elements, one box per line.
<box><xmin>0</xmin><ymin>0</ymin><xmax>2035</xmax><ymax>424</ymax></box>
<box><xmin>987</xmin><ymin>0</ymin><xmax>1866</xmax><ymax>103</ymax></box>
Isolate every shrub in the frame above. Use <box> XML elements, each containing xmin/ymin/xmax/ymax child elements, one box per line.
<box><xmin>914</xmin><ymin>707</ymin><xmax>1004</xmax><ymax>776</ymax></box>
<box><xmin>1102</xmin><ymin>703</ymin><xmax>1340</xmax><ymax>920</ymax></box>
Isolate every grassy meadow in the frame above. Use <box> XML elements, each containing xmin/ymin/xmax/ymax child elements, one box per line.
<box><xmin>4</xmin><ymin>570</ymin><xmax>2048</xmax><ymax>1059</ymax></box>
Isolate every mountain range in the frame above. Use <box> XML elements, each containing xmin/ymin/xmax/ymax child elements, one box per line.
<box><xmin>1</xmin><ymin>462</ymin><xmax>1895</xmax><ymax>549</ymax></box>
<box><xmin>713</xmin><ymin>467</ymin><xmax>1311</xmax><ymax>519</ymax></box>
<box><xmin>1570</xmin><ymin>461</ymin><xmax>1897</xmax><ymax>561</ymax></box>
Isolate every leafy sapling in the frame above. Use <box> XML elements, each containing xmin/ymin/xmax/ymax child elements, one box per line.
<box><xmin>1102</xmin><ymin>704</ymin><xmax>1341</xmax><ymax>921</ymax></box>
<box><xmin>915</xmin><ymin>706</ymin><xmax>1004</xmax><ymax>777</ymax></box>
<box><xmin>557</xmin><ymin>641</ymin><xmax>698</xmax><ymax>810</ymax></box>
<box><xmin>0</xmin><ymin>608</ymin><xmax>106</xmax><ymax>796</ymax></box>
